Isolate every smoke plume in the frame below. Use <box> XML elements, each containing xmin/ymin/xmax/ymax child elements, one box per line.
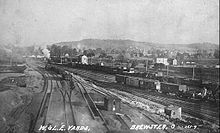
<box><xmin>42</xmin><ymin>48</ymin><xmax>50</xmax><ymax>59</ymax></box>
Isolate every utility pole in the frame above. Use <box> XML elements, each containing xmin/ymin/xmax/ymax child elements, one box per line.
<box><xmin>10</xmin><ymin>52</ymin><xmax>12</xmax><ymax>66</ymax></box>
<box><xmin>167</xmin><ymin>65</ymin><xmax>169</xmax><ymax>76</ymax></box>
<box><xmin>192</xmin><ymin>65</ymin><xmax>195</xmax><ymax>79</ymax></box>
<box><xmin>60</xmin><ymin>47</ymin><xmax>62</xmax><ymax>64</ymax></box>
<box><xmin>145</xmin><ymin>60</ymin><xmax>148</xmax><ymax>72</ymax></box>
<box><xmin>10</xmin><ymin>47</ymin><xmax>13</xmax><ymax>66</ymax></box>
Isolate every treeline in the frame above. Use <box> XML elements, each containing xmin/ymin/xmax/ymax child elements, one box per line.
<box><xmin>48</xmin><ymin>44</ymin><xmax>129</xmax><ymax>61</ymax></box>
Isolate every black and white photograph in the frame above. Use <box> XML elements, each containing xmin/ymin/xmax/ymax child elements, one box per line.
<box><xmin>0</xmin><ymin>0</ymin><xmax>219</xmax><ymax>133</ymax></box>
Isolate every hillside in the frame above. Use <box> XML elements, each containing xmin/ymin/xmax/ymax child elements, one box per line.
<box><xmin>53</xmin><ymin>39</ymin><xmax>154</xmax><ymax>50</ymax></box>
<box><xmin>52</xmin><ymin>39</ymin><xmax>219</xmax><ymax>51</ymax></box>
<box><xmin>187</xmin><ymin>43</ymin><xmax>219</xmax><ymax>50</ymax></box>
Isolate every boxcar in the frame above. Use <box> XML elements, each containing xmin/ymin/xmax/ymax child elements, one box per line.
<box><xmin>181</xmin><ymin>78</ymin><xmax>202</xmax><ymax>87</ymax></box>
<box><xmin>115</xmin><ymin>74</ymin><xmax>127</xmax><ymax>84</ymax></box>
<box><xmin>160</xmin><ymin>82</ymin><xmax>181</xmax><ymax>94</ymax></box>
<box><xmin>126</xmin><ymin>76</ymin><xmax>140</xmax><ymax>87</ymax></box>
<box><xmin>140</xmin><ymin>79</ymin><xmax>159</xmax><ymax>91</ymax></box>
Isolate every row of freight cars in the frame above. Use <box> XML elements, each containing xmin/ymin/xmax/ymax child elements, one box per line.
<box><xmin>46</xmin><ymin>62</ymin><xmax>195</xmax><ymax>99</ymax></box>
<box><xmin>47</xmin><ymin>60</ymin><xmax>219</xmax><ymax>101</ymax></box>
<box><xmin>69</xmin><ymin>62</ymin><xmax>216</xmax><ymax>95</ymax></box>
<box><xmin>115</xmin><ymin>74</ymin><xmax>212</xmax><ymax>100</ymax></box>
<box><xmin>121</xmin><ymin>72</ymin><xmax>204</xmax><ymax>87</ymax></box>
<box><xmin>54</xmin><ymin>60</ymin><xmax>205</xmax><ymax>88</ymax></box>
<box><xmin>53</xmin><ymin>61</ymin><xmax>125</xmax><ymax>74</ymax></box>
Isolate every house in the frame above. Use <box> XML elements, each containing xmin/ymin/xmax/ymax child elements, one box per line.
<box><xmin>156</xmin><ymin>58</ymin><xmax>169</xmax><ymax>65</ymax></box>
<box><xmin>81</xmin><ymin>55</ymin><xmax>88</xmax><ymax>64</ymax></box>
<box><xmin>172</xmin><ymin>59</ymin><xmax>178</xmax><ymax>65</ymax></box>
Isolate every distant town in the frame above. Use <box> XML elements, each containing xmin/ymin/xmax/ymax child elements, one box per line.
<box><xmin>1</xmin><ymin>39</ymin><xmax>219</xmax><ymax>81</ymax></box>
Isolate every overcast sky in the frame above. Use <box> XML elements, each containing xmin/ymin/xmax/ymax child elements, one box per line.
<box><xmin>0</xmin><ymin>0</ymin><xmax>219</xmax><ymax>46</ymax></box>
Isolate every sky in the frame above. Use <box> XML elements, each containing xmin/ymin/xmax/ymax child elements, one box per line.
<box><xmin>0</xmin><ymin>0</ymin><xmax>219</xmax><ymax>46</ymax></box>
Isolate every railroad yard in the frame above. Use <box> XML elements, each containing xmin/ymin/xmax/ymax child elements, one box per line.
<box><xmin>1</xmin><ymin>0</ymin><xmax>219</xmax><ymax>133</ymax></box>
<box><xmin>0</xmin><ymin>58</ymin><xmax>219</xmax><ymax>133</ymax></box>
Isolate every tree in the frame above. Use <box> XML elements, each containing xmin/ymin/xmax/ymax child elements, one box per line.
<box><xmin>50</xmin><ymin>44</ymin><xmax>62</xmax><ymax>57</ymax></box>
<box><xmin>117</xmin><ymin>53</ymin><xmax>127</xmax><ymax>63</ymax></box>
<box><xmin>61</xmin><ymin>45</ymin><xmax>69</xmax><ymax>56</ymax></box>
<box><xmin>83</xmin><ymin>50</ymin><xmax>88</xmax><ymax>55</ymax></box>
<box><xmin>87</xmin><ymin>52</ymin><xmax>95</xmax><ymax>57</ymax></box>
<box><xmin>106</xmin><ymin>55</ymin><xmax>113</xmax><ymax>60</ymax></box>
<box><xmin>167</xmin><ymin>58</ymin><xmax>173</xmax><ymax>65</ymax></box>
<box><xmin>71</xmin><ymin>48</ymin><xmax>78</xmax><ymax>57</ymax></box>
<box><xmin>99</xmin><ymin>52</ymin><xmax>107</xmax><ymax>58</ymax></box>
<box><xmin>95</xmin><ymin>48</ymin><xmax>103</xmax><ymax>54</ymax></box>
<box><xmin>214</xmin><ymin>49</ymin><xmax>219</xmax><ymax>59</ymax></box>
<box><xmin>83</xmin><ymin>49</ymin><xmax>95</xmax><ymax>57</ymax></box>
<box><xmin>154</xmin><ymin>63</ymin><xmax>165</xmax><ymax>70</ymax></box>
<box><xmin>131</xmin><ymin>60</ymin><xmax>138</xmax><ymax>68</ymax></box>
<box><xmin>139</xmin><ymin>52</ymin><xmax>144</xmax><ymax>57</ymax></box>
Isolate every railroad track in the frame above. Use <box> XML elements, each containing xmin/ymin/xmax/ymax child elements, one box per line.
<box><xmin>28</xmin><ymin>65</ymin><xmax>50</xmax><ymax>133</ymax></box>
<box><xmin>133</xmin><ymin>89</ymin><xmax>218</xmax><ymax>116</ymax></box>
<box><xmin>62</xmin><ymin>65</ymin><xmax>219</xmax><ymax>112</ymax></box>
<box><xmin>127</xmin><ymin>89</ymin><xmax>219</xmax><ymax>125</ymax></box>
<box><xmin>87</xmin><ymin>82</ymin><xmax>170</xmax><ymax>133</ymax></box>
<box><xmin>63</xmin><ymin>66</ymin><xmax>115</xmax><ymax>82</ymax></box>
<box><xmin>72</xmin><ymin>75</ymin><xmax>110</xmax><ymax>132</ymax></box>
<box><xmin>80</xmin><ymin>76</ymin><xmax>218</xmax><ymax>120</ymax></box>
<box><xmin>73</xmin><ymin>75</ymin><xmax>171</xmax><ymax>133</ymax></box>
<box><xmin>65</xmin><ymin>68</ymin><xmax>219</xmax><ymax>125</ymax></box>
<box><xmin>77</xmin><ymin>69</ymin><xmax>217</xmax><ymax>108</ymax></box>
<box><xmin>49</xmin><ymin>64</ymin><xmax>219</xmax><ymax>129</ymax></box>
<box><xmin>46</xmin><ymin>72</ymin><xmax>78</xmax><ymax>133</ymax></box>
<box><xmin>51</xmin><ymin>73</ymin><xmax>69</xmax><ymax>133</ymax></box>
<box><xmin>27</xmin><ymin>62</ymin><xmax>77</xmax><ymax>133</ymax></box>
<box><xmin>90</xmin><ymin>79</ymin><xmax>219</xmax><ymax>125</ymax></box>
<box><xmin>41</xmin><ymin>71</ymin><xmax>53</xmax><ymax>127</ymax></box>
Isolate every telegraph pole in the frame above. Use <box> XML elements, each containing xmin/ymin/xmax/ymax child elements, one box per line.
<box><xmin>145</xmin><ymin>60</ymin><xmax>148</xmax><ymax>72</ymax></box>
<box><xmin>10</xmin><ymin>47</ymin><xmax>13</xmax><ymax>66</ymax></box>
<box><xmin>192</xmin><ymin>65</ymin><xmax>195</xmax><ymax>79</ymax></box>
<box><xmin>10</xmin><ymin>52</ymin><xmax>12</xmax><ymax>66</ymax></box>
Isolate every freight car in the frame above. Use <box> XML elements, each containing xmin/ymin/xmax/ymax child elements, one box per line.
<box><xmin>160</xmin><ymin>82</ymin><xmax>188</xmax><ymax>97</ymax></box>
<box><xmin>47</xmin><ymin>57</ymin><xmax>218</xmax><ymax>102</ymax></box>
<box><xmin>115</xmin><ymin>74</ymin><xmax>160</xmax><ymax>91</ymax></box>
<box><xmin>140</xmin><ymin>78</ymin><xmax>160</xmax><ymax>91</ymax></box>
<box><xmin>115</xmin><ymin>74</ymin><xmax>195</xmax><ymax>99</ymax></box>
<box><xmin>126</xmin><ymin>76</ymin><xmax>140</xmax><ymax>87</ymax></box>
<box><xmin>115</xmin><ymin>74</ymin><xmax>127</xmax><ymax>84</ymax></box>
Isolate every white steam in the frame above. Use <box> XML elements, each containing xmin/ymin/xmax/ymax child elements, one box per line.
<box><xmin>42</xmin><ymin>48</ymin><xmax>50</xmax><ymax>59</ymax></box>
